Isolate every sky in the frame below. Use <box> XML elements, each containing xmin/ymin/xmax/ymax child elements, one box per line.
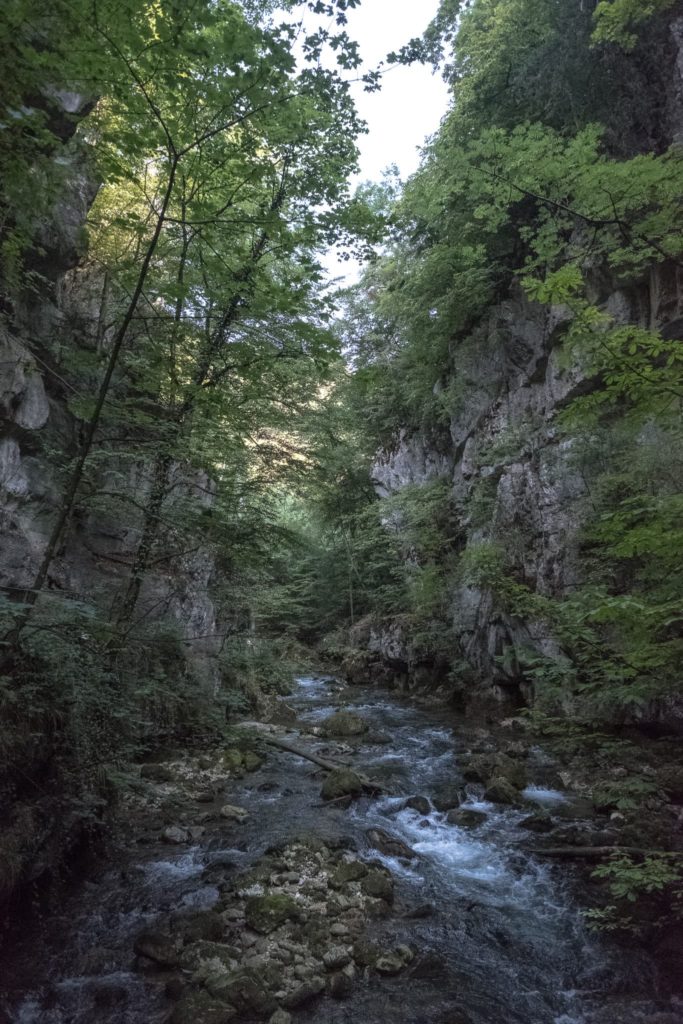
<box><xmin>321</xmin><ymin>0</ymin><xmax>451</xmax><ymax>281</ymax></box>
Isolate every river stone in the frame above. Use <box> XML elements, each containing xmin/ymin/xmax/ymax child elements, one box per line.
<box><xmin>485</xmin><ymin>777</ymin><xmax>521</xmax><ymax>805</ymax></box>
<box><xmin>366</xmin><ymin>827</ymin><xmax>416</xmax><ymax>860</ymax></box>
<box><xmin>245</xmin><ymin>894</ymin><xmax>300</xmax><ymax>934</ymax></box>
<box><xmin>268</xmin><ymin>1012</ymin><xmax>292</xmax><ymax>1024</ymax></box>
<box><xmin>243</xmin><ymin>751</ymin><xmax>264</xmax><ymax>772</ymax></box>
<box><xmin>162</xmin><ymin>826</ymin><xmax>190</xmax><ymax>844</ymax></box>
<box><xmin>321</xmin><ymin>769</ymin><xmax>363</xmax><ymax>801</ymax></box>
<box><xmin>207</xmin><ymin>969</ymin><xmax>277</xmax><ymax>1017</ymax></box>
<box><xmin>140</xmin><ymin>763</ymin><xmax>176</xmax><ymax>782</ymax></box>
<box><xmin>519</xmin><ymin>811</ymin><xmax>554</xmax><ymax>833</ymax></box>
<box><xmin>446</xmin><ymin>809</ymin><xmax>487</xmax><ymax>828</ymax></box>
<box><xmin>170</xmin><ymin>988</ymin><xmax>236</xmax><ymax>1024</ymax></box>
<box><xmin>404</xmin><ymin>795</ymin><xmax>431</xmax><ymax>815</ymax></box>
<box><xmin>352</xmin><ymin>938</ymin><xmax>380</xmax><ymax>967</ymax></box>
<box><xmin>375</xmin><ymin>946</ymin><xmax>414</xmax><ymax>975</ymax></box>
<box><xmin>431</xmin><ymin>785</ymin><xmax>463</xmax><ymax>812</ymax></box>
<box><xmin>323</xmin><ymin>945</ymin><xmax>352</xmax><ymax>969</ymax></box>
<box><xmin>360</xmin><ymin>869</ymin><xmax>394</xmax><ymax>902</ymax></box>
<box><xmin>180</xmin><ymin>941</ymin><xmax>240</xmax><ymax>971</ymax></box>
<box><xmin>219</xmin><ymin>804</ymin><xmax>249</xmax><ymax>822</ymax></box>
<box><xmin>172</xmin><ymin>910</ymin><xmax>224</xmax><ymax>944</ymax></box>
<box><xmin>327</xmin><ymin>969</ymin><xmax>354</xmax><ymax>999</ymax></box>
<box><xmin>320</xmin><ymin>711</ymin><xmax>369</xmax><ymax>737</ymax></box>
<box><xmin>330</xmin><ymin>859</ymin><xmax>368</xmax><ymax>887</ymax></box>
<box><xmin>222</xmin><ymin>749</ymin><xmax>244</xmax><ymax>771</ymax></box>
<box><xmin>281</xmin><ymin>975</ymin><xmax>325</xmax><ymax>1008</ymax></box>
<box><xmin>134</xmin><ymin>928</ymin><xmax>181</xmax><ymax>966</ymax></box>
<box><xmin>465</xmin><ymin>753</ymin><xmax>527</xmax><ymax>790</ymax></box>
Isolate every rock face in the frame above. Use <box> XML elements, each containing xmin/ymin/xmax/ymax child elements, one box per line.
<box><xmin>0</xmin><ymin>98</ymin><xmax>223</xmax><ymax>690</ymax></box>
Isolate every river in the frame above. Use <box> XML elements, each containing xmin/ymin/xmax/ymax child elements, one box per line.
<box><xmin>3</xmin><ymin>674</ymin><xmax>681</xmax><ymax>1024</ymax></box>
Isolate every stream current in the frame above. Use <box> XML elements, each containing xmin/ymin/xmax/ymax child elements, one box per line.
<box><xmin>3</xmin><ymin>675</ymin><xmax>682</xmax><ymax>1024</ymax></box>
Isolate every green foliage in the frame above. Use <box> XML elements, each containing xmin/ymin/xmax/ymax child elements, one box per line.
<box><xmin>586</xmin><ymin>854</ymin><xmax>683</xmax><ymax>934</ymax></box>
<box><xmin>592</xmin><ymin>0</ymin><xmax>677</xmax><ymax>49</ymax></box>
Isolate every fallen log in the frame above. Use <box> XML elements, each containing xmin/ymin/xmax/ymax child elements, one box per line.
<box><xmin>529</xmin><ymin>846</ymin><xmax>683</xmax><ymax>860</ymax></box>
<box><xmin>262</xmin><ymin>735</ymin><xmax>387</xmax><ymax>794</ymax></box>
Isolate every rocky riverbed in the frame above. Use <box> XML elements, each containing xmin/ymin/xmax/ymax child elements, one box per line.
<box><xmin>3</xmin><ymin>675</ymin><xmax>683</xmax><ymax>1024</ymax></box>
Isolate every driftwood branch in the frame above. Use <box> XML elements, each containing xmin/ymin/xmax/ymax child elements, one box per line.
<box><xmin>530</xmin><ymin>846</ymin><xmax>683</xmax><ymax>860</ymax></box>
<box><xmin>262</xmin><ymin>735</ymin><xmax>386</xmax><ymax>794</ymax></box>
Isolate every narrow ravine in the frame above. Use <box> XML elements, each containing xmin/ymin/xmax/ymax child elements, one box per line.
<box><xmin>4</xmin><ymin>675</ymin><xmax>681</xmax><ymax>1024</ymax></box>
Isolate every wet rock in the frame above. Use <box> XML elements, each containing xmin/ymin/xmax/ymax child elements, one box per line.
<box><xmin>170</xmin><ymin>988</ymin><xmax>236</xmax><ymax>1024</ymax></box>
<box><xmin>519</xmin><ymin>811</ymin><xmax>554</xmax><ymax>833</ymax></box>
<box><xmin>321</xmin><ymin>769</ymin><xmax>363</xmax><ymax>801</ymax></box>
<box><xmin>330</xmin><ymin>859</ymin><xmax>369</xmax><ymax>887</ymax></box>
<box><xmin>196</xmin><ymin>790</ymin><xmax>217</xmax><ymax>803</ymax></box>
<box><xmin>162</xmin><ymin>826</ymin><xmax>189</xmax><ymax>844</ymax></box>
<box><xmin>431</xmin><ymin>785</ymin><xmax>463</xmax><ymax>812</ymax></box>
<box><xmin>375</xmin><ymin>946</ymin><xmax>414</xmax><ymax>975</ymax></box>
<box><xmin>320</xmin><ymin>711</ymin><xmax>369</xmax><ymax>737</ymax></box>
<box><xmin>465</xmin><ymin>753</ymin><xmax>527</xmax><ymax>790</ymax></box>
<box><xmin>402</xmin><ymin>903</ymin><xmax>435</xmax><ymax>919</ymax></box>
<box><xmin>134</xmin><ymin>928</ymin><xmax>181</xmax><ymax>966</ymax></box>
<box><xmin>446</xmin><ymin>808</ymin><xmax>487</xmax><ymax>828</ymax></box>
<box><xmin>166</xmin><ymin>978</ymin><xmax>185</xmax><ymax>1001</ymax></box>
<box><xmin>484</xmin><ymin>777</ymin><xmax>521</xmax><ymax>805</ymax></box>
<box><xmin>172</xmin><ymin>910</ymin><xmax>224</xmax><ymax>944</ymax></box>
<box><xmin>140</xmin><ymin>764</ymin><xmax>175</xmax><ymax>782</ymax></box>
<box><xmin>245</xmin><ymin>894</ymin><xmax>300</xmax><ymax>934</ymax></box>
<box><xmin>366</xmin><ymin>827</ymin><xmax>417</xmax><ymax>860</ymax></box>
<box><xmin>219</xmin><ymin>804</ymin><xmax>249</xmax><ymax>822</ymax></box>
<box><xmin>268</xmin><ymin>1012</ymin><xmax>292</xmax><ymax>1024</ymax></box>
<box><xmin>281</xmin><ymin>975</ymin><xmax>325</xmax><ymax>1008</ymax></box>
<box><xmin>243</xmin><ymin>751</ymin><xmax>264</xmax><ymax>772</ymax></box>
<box><xmin>403</xmin><ymin>795</ymin><xmax>431</xmax><ymax>815</ymax></box>
<box><xmin>268</xmin><ymin>1007</ymin><xmax>292</xmax><ymax>1024</ymax></box>
<box><xmin>92</xmin><ymin>979</ymin><xmax>128</xmax><ymax>1006</ymax></box>
<box><xmin>352</xmin><ymin>938</ymin><xmax>379</xmax><ymax>967</ymax></box>
<box><xmin>323</xmin><ymin>945</ymin><xmax>352</xmax><ymax>969</ymax></box>
<box><xmin>327</xmin><ymin>968</ymin><xmax>354</xmax><ymax>999</ymax></box>
<box><xmin>222</xmin><ymin>749</ymin><xmax>245</xmax><ymax>772</ymax></box>
<box><xmin>360</xmin><ymin>869</ymin><xmax>394</xmax><ymax>902</ymax></box>
<box><xmin>207</xmin><ymin>969</ymin><xmax>277</xmax><ymax>1017</ymax></box>
<box><xmin>180</xmin><ymin>941</ymin><xmax>239</xmax><ymax>971</ymax></box>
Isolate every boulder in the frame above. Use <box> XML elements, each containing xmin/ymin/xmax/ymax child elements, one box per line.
<box><xmin>446</xmin><ymin>808</ymin><xmax>487</xmax><ymax>828</ymax></box>
<box><xmin>206</xmin><ymin>969</ymin><xmax>277</xmax><ymax>1017</ymax></box>
<box><xmin>375</xmin><ymin>946</ymin><xmax>414</xmax><ymax>975</ymax></box>
<box><xmin>134</xmin><ymin>928</ymin><xmax>181</xmax><ymax>967</ymax></box>
<box><xmin>519</xmin><ymin>811</ymin><xmax>553</xmax><ymax>833</ymax></box>
<box><xmin>330</xmin><ymin>859</ymin><xmax>368</xmax><ymax>887</ymax></box>
<box><xmin>403</xmin><ymin>795</ymin><xmax>431</xmax><ymax>816</ymax></box>
<box><xmin>219</xmin><ymin>804</ymin><xmax>249</xmax><ymax>822</ymax></box>
<box><xmin>323</xmin><ymin>946</ymin><xmax>352</xmax><ymax>970</ymax></box>
<box><xmin>327</xmin><ymin>969</ymin><xmax>354</xmax><ymax>999</ymax></box>
<box><xmin>321</xmin><ymin>769</ymin><xmax>363</xmax><ymax>801</ymax></box>
<box><xmin>172</xmin><ymin>910</ymin><xmax>224</xmax><ymax>944</ymax></box>
<box><xmin>222</xmin><ymin>749</ymin><xmax>245</xmax><ymax>772</ymax></box>
<box><xmin>320</xmin><ymin>711</ymin><xmax>369</xmax><ymax>738</ymax></box>
<box><xmin>180</xmin><ymin>941</ymin><xmax>239</xmax><ymax>971</ymax></box>
<box><xmin>245</xmin><ymin>894</ymin><xmax>300</xmax><ymax>934</ymax></box>
<box><xmin>281</xmin><ymin>975</ymin><xmax>325</xmax><ymax>1008</ymax></box>
<box><xmin>140</xmin><ymin>764</ymin><xmax>176</xmax><ymax>782</ymax></box>
<box><xmin>465</xmin><ymin>753</ymin><xmax>527</xmax><ymax>790</ymax></box>
<box><xmin>352</xmin><ymin>938</ymin><xmax>380</xmax><ymax>967</ymax></box>
<box><xmin>485</xmin><ymin>778</ymin><xmax>521</xmax><ymax>805</ymax></box>
<box><xmin>268</xmin><ymin>1012</ymin><xmax>292</xmax><ymax>1024</ymax></box>
<box><xmin>170</xmin><ymin>988</ymin><xmax>236</xmax><ymax>1024</ymax></box>
<box><xmin>162</xmin><ymin>826</ymin><xmax>189</xmax><ymax>844</ymax></box>
<box><xmin>432</xmin><ymin>785</ymin><xmax>463</xmax><ymax>812</ymax></box>
<box><xmin>366</xmin><ymin>827</ymin><xmax>416</xmax><ymax>860</ymax></box>
<box><xmin>361</xmin><ymin>869</ymin><xmax>394</xmax><ymax>902</ymax></box>
<box><xmin>243</xmin><ymin>751</ymin><xmax>264</xmax><ymax>772</ymax></box>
